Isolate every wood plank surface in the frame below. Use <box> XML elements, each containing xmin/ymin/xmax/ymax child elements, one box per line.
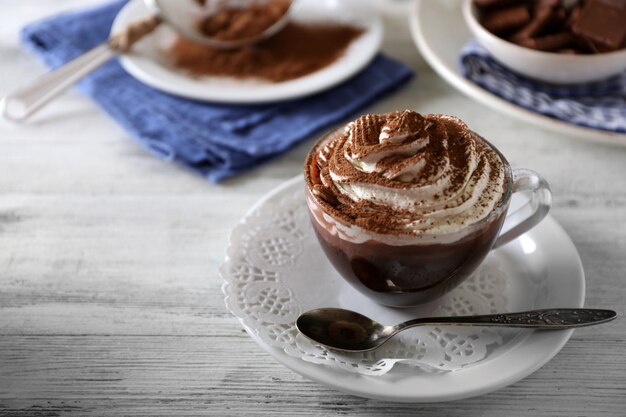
<box><xmin>1</xmin><ymin>1</ymin><xmax>625</xmax><ymax>416</ymax></box>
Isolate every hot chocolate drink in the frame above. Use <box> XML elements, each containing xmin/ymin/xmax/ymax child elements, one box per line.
<box><xmin>304</xmin><ymin>110</ymin><xmax>514</xmax><ymax>306</ymax></box>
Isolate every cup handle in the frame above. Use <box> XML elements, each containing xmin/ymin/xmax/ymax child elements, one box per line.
<box><xmin>493</xmin><ymin>168</ymin><xmax>552</xmax><ymax>249</ymax></box>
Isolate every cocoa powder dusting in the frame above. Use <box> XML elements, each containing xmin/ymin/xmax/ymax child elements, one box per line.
<box><xmin>168</xmin><ymin>22</ymin><xmax>364</xmax><ymax>82</ymax></box>
<box><xmin>312</xmin><ymin>184</ymin><xmax>339</xmax><ymax>207</ymax></box>
<box><xmin>304</xmin><ymin>111</ymin><xmax>508</xmax><ymax>237</ymax></box>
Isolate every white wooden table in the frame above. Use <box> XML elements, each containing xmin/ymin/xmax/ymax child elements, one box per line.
<box><xmin>1</xmin><ymin>1</ymin><xmax>625</xmax><ymax>415</ymax></box>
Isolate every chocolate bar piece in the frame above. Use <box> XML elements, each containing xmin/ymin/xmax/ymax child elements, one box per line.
<box><xmin>533</xmin><ymin>0</ymin><xmax>561</xmax><ymax>9</ymax></box>
<box><xmin>474</xmin><ymin>0</ymin><xmax>527</xmax><ymax>8</ymax></box>
<box><xmin>515</xmin><ymin>31</ymin><xmax>576</xmax><ymax>51</ymax></box>
<box><xmin>556</xmin><ymin>48</ymin><xmax>579</xmax><ymax>54</ymax></box>
<box><xmin>511</xmin><ymin>3</ymin><xmax>565</xmax><ymax>40</ymax></box>
<box><xmin>572</xmin><ymin>0</ymin><xmax>626</xmax><ymax>51</ymax></box>
<box><xmin>567</xmin><ymin>3</ymin><xmax>584</xmax><ymax>27</ymax></box>
<box><xmin>480</xmin><ymin>4</ymin><xmax>531</xmax><ymax>34</ymax></box>
<box><xmin>475</xmin><ymin>0</ymin><xmax>626</xmax><ymax>54</ymax></box>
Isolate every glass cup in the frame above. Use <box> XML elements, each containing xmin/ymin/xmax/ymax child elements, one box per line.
<box><xmin>304</xmin><ymin>129</ymin><xmax>551</xmax><ymax>307</ymax></box>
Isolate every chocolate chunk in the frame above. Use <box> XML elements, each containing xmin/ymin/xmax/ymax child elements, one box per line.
<box><xmin>556</xmin><ymin>48</ymin><xmax>580</xmax><ymax>54</ymax></box>
<box><xmin>567</xmin><ymin>2</ymin><xmax>584</xmax><ymax>27</ymax></box>
<box><xmin>474</xmin><ymin>0</ymin><xmax>527</xmax><ymax>8</ymax></box>
<box><xmin>572</xmin><ymin>33</ymin><xmax>598</xmax><ymax>53</ymax></box>
<box><xmin>480</xmin><ymin>5</ymin><xmax>531</xmax><ymax>35</ymax></box>
<box><xmin>510</xmin><ymin>3</ymin><xmax>564</xmax><ymax>40</ymax></box>
<box><xmin>475</xmin><ymin>0</ymin><xmax>626</xmax><ymax>55</ymax></box>
<box><xmin>572</xmin><ymin>0</ymin><xmax>626</xmax><ymax>51</ymax></box>
<box><xmin>599</xmin><ymin>0</ymin><xmax>626</xmax><ymax>8</ymax></box>
<box><xmin>533</xmin><ymin>0</ymin><xmax>561</xmax><ymax>8</ymax></box>
<box><xmin>515</xmin><ymin>31</ymin><xmax>576</xmax><ymax>51</ymax></box>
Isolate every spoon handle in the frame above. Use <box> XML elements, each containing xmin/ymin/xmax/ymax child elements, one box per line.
<box><xmin>397</xmin><ymin>308</ymin><xmax>617</xmax><ymax>331</ymax></box>
<box><xmin>1</xmin><ymin>44</ymin><xmax>116</xmax><ymax>122</ymax></box>
<box><xmin>1</xmin><ymin>15</ymin><xmax>161</xmax><ymax>123</ymax></box>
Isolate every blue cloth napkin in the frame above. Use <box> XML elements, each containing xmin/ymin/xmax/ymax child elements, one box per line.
<box><xmin>460</xmin><ymin>40</ymin><xmax>626</xmax><ymax>134</ymax></box>
<box><xmin>21</xmin><ymin>0</ymin><xmax>413</xmax><ymax>182</ymax></box>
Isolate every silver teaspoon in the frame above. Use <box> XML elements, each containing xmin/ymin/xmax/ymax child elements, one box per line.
<box><xmin>296</xmin><ymin>307</ymin><xmax>617</xmax><ymax>352</ymax></box>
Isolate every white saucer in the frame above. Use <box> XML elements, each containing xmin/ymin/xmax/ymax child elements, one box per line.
<box><xmin>409</xmin><ymin>0</ymin><xmax>626</xmax><ymax>147</ymax></box>
<box><xmin>111</xmin><ymin>0</ymin><xmax>382</xmax><ymax>104</ymax></box>
<box><xmin>221</xmin><ymin>176</ymin><xmax>586</xmax><ymax>402</ymax></box>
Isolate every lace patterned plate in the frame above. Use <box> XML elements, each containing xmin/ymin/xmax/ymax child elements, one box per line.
<box><xmin>220</xmin><ymin>176</ymin><xmax>585</xmax><ymax>402</ymax></box>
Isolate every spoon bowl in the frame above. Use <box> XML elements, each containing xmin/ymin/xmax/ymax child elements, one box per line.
<box><xmin>296</xmin><ymin>308</ymin><xmax>388</xmax><ymax>352</ymax></box>
<box><xmin>296</xmin><ymin>307</ymin><xmax>618</xmax><ymax>352</ymax></box>
<box><xmin>1</xmin><ymin>0</ymin><xmax>294</xmax><ymax>122</ymax></box>
<box><xmin>145</xmin><ymin>0</ymin><xmax>293</xmax><ymax>49</ymax></box>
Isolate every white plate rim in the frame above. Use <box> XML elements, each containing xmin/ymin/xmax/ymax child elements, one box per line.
<box><xmin>112</xmin><ymin>0</ymin><xmax>383</xmax><ymax>104</ymax></box>
<box><xmin>222</xmin><ymin>175</ymin><xmax>586</xmax><ymax>403</ymax></box>
<box><xmin>409</xmin><ymin>0</ymin><xmax>626</xmax><ymax>147</ymax></box>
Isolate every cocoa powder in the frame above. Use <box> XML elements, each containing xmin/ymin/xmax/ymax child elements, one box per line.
<box><xmin>168</xmin><ymin>22</ymin><xmax>364</xmax><ymax>82</ymax></box>
<box><xmin>199</xmin><ymin>0</ymin><xmax>291</xmax><ymax>42</ymax></box>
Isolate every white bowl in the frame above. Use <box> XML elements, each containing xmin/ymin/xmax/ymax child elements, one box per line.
<box><xmin>462</xmin><ymin>0</ymin><xmax>626</xmax><ymax>84</ymax></box>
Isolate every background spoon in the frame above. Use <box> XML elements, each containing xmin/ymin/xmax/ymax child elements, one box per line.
<box><xmin>1</xmin><ymin>0</ymin><xmax>293</xmax><ymax>122</ymax></box>
<box><xmin>296</xmin><ymin>307</ymin><xmax>617</xmax><ymax>352</ymax></box>
<box><xmin>146</xmin><ymin>0</ymin><xmax>293</xmax><ymax>50</ymax></box>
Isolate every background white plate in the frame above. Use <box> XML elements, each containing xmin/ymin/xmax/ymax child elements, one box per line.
<box><xmin>223</xmin><ymin>176</ymin><xmax>586</xmax><ymax>403</ymax></box>
<box><xmin>409</xmin><ymin>0</ymin><xmax>626</xmax><ymax>147</ymax></box>
<box><xmin>112</xmin><ymin>0</ymin><xmax>382</xmax><ymax>103</ymax></box>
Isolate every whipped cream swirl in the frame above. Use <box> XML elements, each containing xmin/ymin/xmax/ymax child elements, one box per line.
<box><xmin>312</xmin><ymin>110</ymin><xmax>507</xmax><ymax>236</ymax></box>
